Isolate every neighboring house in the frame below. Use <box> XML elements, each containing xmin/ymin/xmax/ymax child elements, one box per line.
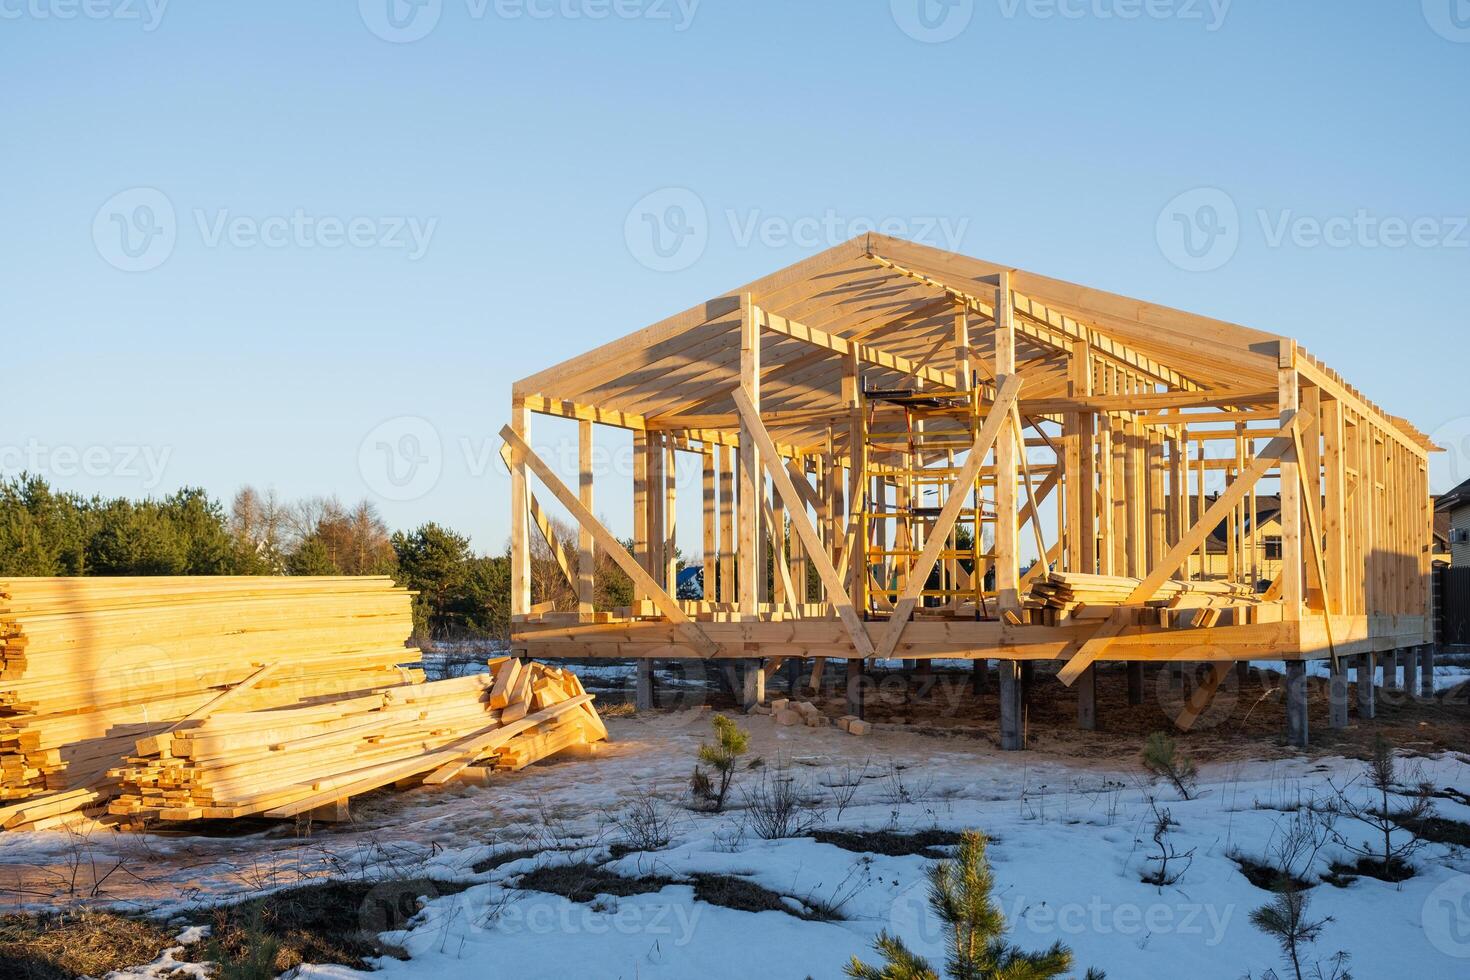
<box><xmin>1183</xmin><ymin>493</ymin><xmax>1285</xmax><ymax>588</ymax></box>
<box><xmin>1433</xmin><ymin>507</ymin><xmax>1452</xmax><ymax>565</ymax></box>
<box><xmin>1434</xmin><ymin>480</ymin><xmax>1470</xmax><ymax>565</ymax></box>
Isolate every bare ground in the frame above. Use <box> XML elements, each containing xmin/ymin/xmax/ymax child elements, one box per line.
<box><xmin>579</xmin><ymin>659</ymin><xmax>1470</xmax><ymax>766</ymax></box>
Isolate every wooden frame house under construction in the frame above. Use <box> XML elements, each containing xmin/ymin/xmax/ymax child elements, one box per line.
<box><xmin>501</xmin><ymin>235</ymin><xmax>1438</xmax><ymax>748</ymax></box>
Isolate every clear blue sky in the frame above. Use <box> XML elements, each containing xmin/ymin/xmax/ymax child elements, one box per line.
<box><xmin>4</xmin><ymin>1</ymin><xmax>1468</xmax><ymax>555</ymax></box>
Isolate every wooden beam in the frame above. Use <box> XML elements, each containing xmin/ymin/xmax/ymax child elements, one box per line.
<box><xmin>524</xmin><ymin>395</ymin><xmax>646</xmax><ymax>431</ymax></box>
<box><xmin>1293</xmin><ymin>425</ymin><xmax>1339</xmax><ymax>664</ymax></box>
<box><xmin>530</xmin><ymin>490</ymin><xmax>575</xmax><ymax>591</ymax></box>
<box><xmin>1322</xmin><ymin>397</ymin><xmax>1347</xmax><ymax>616</ymax></box>
<box><xmin>995</xmin><ymin>271</ymin><xmax>1020</xmax><ymax>615</ymax></box>
<box><xmin>1022</xmin><ymin>390</ymin><xmax>1279</xmax><ymax>416</ymax></box>
<box><xmin>761</xmin><ymin>310</ymin><xmax>962</xmax><ymax>391</ymax></box>
<box><xmin>844</xmin><ymin>348</ymin><xmax>867</xmax><ymax>607</ymax></box>
<box><xmin>664</xmin><ymin>436</ymin><xmax>678</xmax><ymax>593</ymax></box>
<box><xmin>499</xmin><ymin>424</ymin><xmax>721</xmax><ymax>657</ymax></box>
<box><xmin>633</xmin><ymin>430</ymin><xmax>649</xmax><ymax>603</ymax></box>
<box><xmin>510</xmin><ymin>399</ymin><xmax>531</xmax><ymax>620</ymax></box>
<box><xmin>702</xmin><ymin>446</ymin><xmax>717</xmax><ymax>605</ymax></box>
<box><xmin>646</xmin><ymin>407</ymin><xmax>849</xmax><ymax>432</ymax></box>
<box><xmin>1174</xmin><ymin>662</ymin><xmax>1233</xmax><ymax>731</ymax></box>
<box><xmin>1136</xmin><ymin>409</ymin><xmax>1279</xmax><ymax>426</ymax></box>
<box><xmin>1279</xmin><ymin>360</ymin><xmax>1303</xmax><ymax>623</ymax></box>
<box><xmin>577</xmin><ymin>421</ymin><xmax>595</xmax><ymax>614</ymax></box>
<box><xmin>738</xmin><ymin>296</ymin><xmax>763</xmax><ymax>614</ymax></box>
<box><xmin>719</xmin><ymin>444</ymin><xmax>735</xmax><ymax>604</ymax></box>
<box><xmin>873</xmin><ymin>375</ymin><xmax>1024</xmax><ymax>660</ymax></box>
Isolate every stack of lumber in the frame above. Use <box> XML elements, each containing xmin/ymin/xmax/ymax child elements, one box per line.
<box><xmin>0</xmin><ymin>577</ymin><xmax>422</xmax><ymax>807</ymax></box>
<box><xmin>1024</xmin><ymin>572</ymin><xmax>1272</xmax><ymax>627</ymax></box>
<box><xmin>107</xmin><ymin>658</ymin><xmax>606</xmax><ymax>823</ymax></box>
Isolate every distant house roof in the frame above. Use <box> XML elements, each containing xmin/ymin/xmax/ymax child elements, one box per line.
<box><xmin>1189</xmin><ymin>493</ymin><xmax>1284</xmax><ymax>553</ymax></box>
<box><xmin>1435</xmin><ymin>478</ymin><xmax>1470</xmax><ymax>514</ymax></box>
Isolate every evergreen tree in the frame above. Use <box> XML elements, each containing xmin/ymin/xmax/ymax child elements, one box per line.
<box><xmin>847</xmin><ymin>831</ymin><xmax>1095</xmax><ymax>980</ymax></box>
<box><xmin>693</xmin><ymin>714</ymin><xmax>749</xmax><ymax>812</ymax></box>
<box><xmin>392</xmin><ymin>522</ymin><xmax>473</xmax><ymax>637</ymax></box>
<box><xmin>1249</xmin><ymin>886</ymin><xmax>1345</xmax><ymax>980</ymax></box>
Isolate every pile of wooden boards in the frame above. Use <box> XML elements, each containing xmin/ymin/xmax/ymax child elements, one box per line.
<box><xmin>1024</xmin><ymin>572</ymin><xmax>1276</xmax><ymax>628</ymax></box>
<box><xmin>1</xmin><ymin>577</ymin><xmax>423</xmax><ymax>810</ymax></box>
<box><xmin>106</xmin><ymin>658</ymin><xmax>606</xmax><ymax>824</ymax></box>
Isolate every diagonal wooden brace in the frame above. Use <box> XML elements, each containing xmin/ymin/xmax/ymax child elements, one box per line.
<box><xmin>1173</xmin><ymin>662</ymin><xmax>1234</xmax><ymax>731</ymax></box>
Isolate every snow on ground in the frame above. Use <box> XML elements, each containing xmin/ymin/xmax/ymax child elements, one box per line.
<box><xmin>284</xmin><ymin>726</ymin><xmax>1470</xmax><ymax>979</ymax></box>
<box><xmin>4</xmin><ymin>711</ymin><xmax>1468</xmax><ymax>978</ymax></box>
<box><xmin>1253</xmin><ymin>656</ymin><xmax>1470</xmax><ymax>688</ymax></box>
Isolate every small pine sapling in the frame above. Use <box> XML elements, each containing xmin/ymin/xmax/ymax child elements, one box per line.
<box><xmin>693</xmin><ymin>714</ymin><xmax>749</xmax><ymax>812</ymax></box>
<box><xmin>1249</xmin><ymin>885</ymin><xmax>1350</xmax><ymax>980</ymax></box>
<box><xmin>1322</xmin><ymin>735</ymin><xmax>1434</xmax><ymax>880</ymax></box>
<box><xmin>1141</xmin><ymin>731</ymin><xmax>1198</xmax><ymax>800</ymax></box>
<box><xmin>846</xmin><ymin>831</ymin><xmax>1103</xmax><ymax>980</ymax></box>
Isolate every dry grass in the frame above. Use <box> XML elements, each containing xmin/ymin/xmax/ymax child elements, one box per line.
<box><xmin>202</xmin><ymin>878</ymin><xmax>467</xmax><ymax>975</ymax></box>
<box><xmin>515</xmin><ymin>861</ymin><xmax>842</xmax><ymax>921</ymax></box>
<box><xmin>0</xmin><ymin>909</ymin><xmax>174</xmax><ymax>980</ymax></box>
<box><xmin>810</xmin><ymin>827</ymin><xmax>964</xmax><ymax>857</ymax></box>
<box><xmin>515</xmin><ymin>862</ymin><xmax>673</xmax><ymax>903</ymax></box>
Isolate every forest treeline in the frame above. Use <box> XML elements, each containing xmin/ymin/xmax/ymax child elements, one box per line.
<box><xmin>0</xmin><ymin>474</ymin><xmax>634</xmax><ymax>641</ymax></box>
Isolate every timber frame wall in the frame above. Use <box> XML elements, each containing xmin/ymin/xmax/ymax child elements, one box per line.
<box><xmin>502</xmin><ymin>235</ymin><xmax>1438</xmax><ymax>747</ymax></box>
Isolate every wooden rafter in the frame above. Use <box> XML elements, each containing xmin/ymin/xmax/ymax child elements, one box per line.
<box><xmin>865</xmin><ymin>251</ymin><xmax>1203</xmax><ymax>392</ymax></box>
<box><xmin>762</xmin><ymin>310</ymin><xmax>964</xmax><ymax>390</ymax></box>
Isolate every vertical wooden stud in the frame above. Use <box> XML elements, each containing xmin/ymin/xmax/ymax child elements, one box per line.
<box><xmin>738</xmin><ymin>295</ymin><xmax>762</xmax><ymax>615</ymax></box>
<box><xmin>995</xmin><ymin>270</ymin><xmax>1019</xmax><ymax>615</ymax></box>
<box><xmin>577</xmin><ymin>419</ymin><xmax>595</xmax><ymax>615</ymax></box>
<box><xmin>510</xmin><ymin>398</ymin><xmax>531</xmax><ymax>619</ymax></box>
